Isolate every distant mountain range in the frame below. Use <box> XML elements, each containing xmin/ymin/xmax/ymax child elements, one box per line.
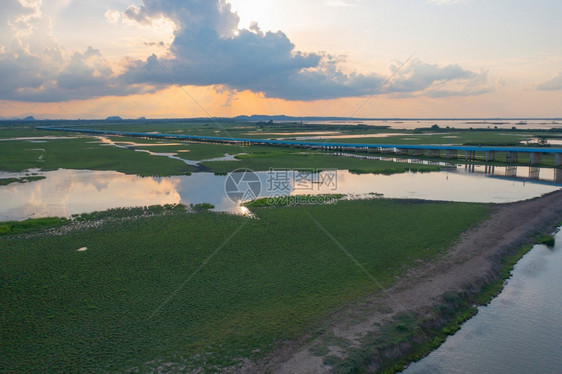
<box><xmin>0</xmin><ymin>116</ymin><xmax>36</xmax><ymax>121</ymax></box>
<box><xmin>232</xmin><ymin>115</ymin><xmax>371</xmax><ymax>122</ymax></box>
<box><xmin>1</xmin><ymin>115</ymin><xmax>560</xmax><ymax>122</ymax></box>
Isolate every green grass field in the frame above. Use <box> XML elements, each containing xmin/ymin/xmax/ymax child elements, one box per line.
<box><xmin>0</xmin><ymin>217</ymin><xmax>67</xmax><ymax>235</ymax></box>
<box><xmin>0</xmin><ymin>176</ymin><xmax>46</xmax><ymax>186</ymax></box>
<box><xmin>0</xmin><ymin>124</ymin><xmax>67</xmax><ymax>139</ymax></box>
<box><xmin>0</xmin><ymin>137</ymin><xmax>195</xmax><ymax>176</ymax></box>
<box><xmin>2</xmin><ymin>120</ymin><xmax>552</xmax><ymax>371</ymax></box>
<box><xmin>0</xmin><ymin>129</ymin><xmax>445</xmax><ymax>176</ymax></box>
<box><xmin>302</xmin><ymin>130</ymin><xmax>535</xmax><ymax>146</ymax></box>
<box><xmin>201</xmin><ymin>152</ymin><xmax>442</xmax><ymax>174</ymax></box>
<box><xmin>0</xmin><ymin>201</ymin><xmax>490</xmax><ymax>372</ymax></box>
<box><xmin>2</xmin><ymin>122</ymin><xmax>559</xmax><ymax>176</ymax></box>
<box><xmin>112</xmin><ymin>139</ymin><xmax>245</xmax><ymax>160</ymax></box>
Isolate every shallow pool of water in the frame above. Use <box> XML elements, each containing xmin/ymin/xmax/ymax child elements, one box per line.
<box><xmin>0</xmin><ymin>165</ymin><xmax>560</xmax><ymax>221</ymax></box>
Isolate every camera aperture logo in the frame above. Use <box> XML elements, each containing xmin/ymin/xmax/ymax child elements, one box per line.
<box><xmin>225</xmin><ymin>169</ymin><xmax>262</xmax><ymax>203</ymax></box>
<box><xmin>224</xmin><ymin>168</ymin><xmax>339</xmax><ymax>206</ymax></box>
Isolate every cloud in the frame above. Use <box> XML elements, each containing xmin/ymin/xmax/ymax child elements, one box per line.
<box><xmin>104</xmin><ymin>9</ymin><xmax>121</xmax><ymax>24</ymax></box>
<box><xmin>0</xmin><ymin>0</ymin><xmax>63</xmax><ymax>100</ymax></box>
<box><xmin>324</xmin><ymin>1</ymin><xmax>357</xmax><ymax>7</ymax></box>
<box><xmin>427</xmin><ymin>0</ymin><xmax>468</xmax><ymax>5</ymax></box>
<box><xmin>386</xmin><ymin>59</ymin><xmax>492</xmax><ymax>98</ymax></box>
<box><xmin>0</xmin><ymin>0</ymin><xmax>490</xmax><ymax>103</ymax></box>
<box><xmin>143</xmin><ymin>41</ymin><xmax>166</xmax><ymax>47</ymax></box>
<box><xmin>0</xmin><ymin>0</ymin><xmax>152</xmax><ymax>102</ymax></box>
<box><xmin>118</xmin><ymin>0</ymin><xmax>385</xmax><ymax>101</ymax></box>
<box><xmin>120</xmin><ymin>0</ymin><xmax>488</xmax><ymax>101</ymax></box>
<box><xmin>123</xmin><ymin>0</ymin><xmax>239</xmax><ymax>38</ymax></box>
<box><xmin>537</xmin><ymin>73</ymin><xmax>562</xmax><ymax>91</ymax></box>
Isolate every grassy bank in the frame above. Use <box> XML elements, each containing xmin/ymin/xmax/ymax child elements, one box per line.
<box><xmin>0</xmin><ymin>137</ymin><xmax>195</xmax><ymax>176</ymax></box>
<box><xmin>322</xmin><ymin>229</ymin><xmax>559</xmax><ymax>374</ymax></box>
<box><xmin>0</xmin><ymin>176</ymin><xmax>46</xmax><ymax>186</ymax></box>
<box><xmin>0</xmin><ymin>129</ymin><xmax>442</xmax><ymax>176</ymax></box>
<box><xmin>0</xmin><ymin>200</ymin><xmax>489</xmax><ymax>372</ymax></box>
<box><xmin>310</xmin><ymin>130</ymin><xmax>534</xmax><ymax>146</ymax></box>
<box><xmin>201</xmin><ymin>152</ymin><xmax>442</xmax><ymax>174</ymax></box>
<box><xmin>0</xmin><ymin>217</ymin><xmax>68</xmax><ymax>236</ymax></box>
<box><xmin>3</xmin><ymin>123</ymin><xmax>557</xmax><ymax>176</ymax></box>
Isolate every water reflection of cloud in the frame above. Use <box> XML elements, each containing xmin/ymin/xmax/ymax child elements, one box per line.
<box><xmin>0</xmin><ymin>169</ymin><xmax>181</xmax><ymax>221</ymax></box>
<box><xmin>291</xmin><ymin>170</ymin><xmax>559</xmax><ymax>203</ymax></box>
<box><xmin>1</xmin><ymin>168</ymin><xmax>560</xmax><ymax>221</ymax></box>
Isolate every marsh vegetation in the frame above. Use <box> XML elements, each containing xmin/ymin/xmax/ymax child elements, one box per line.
<box><xmin>0</xmin><ymin>200</ymin><xmax>489</xmax><ymax>372</ymax></box>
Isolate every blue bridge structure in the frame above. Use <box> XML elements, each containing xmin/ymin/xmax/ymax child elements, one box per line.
<box><xmin>39</xmin><ymin>126</ymin><xmax>562</xmax><ymax>166</ymax></box>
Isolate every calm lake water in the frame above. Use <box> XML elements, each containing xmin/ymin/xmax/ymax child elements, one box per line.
<box><xmin>305</xmin><ymin>119</ymin><xmax>562</xmax><ymax>130</ymax></box>
<box><xmin>0</xmin><ymin>165</ymin><xmax>560</xmax><ymax>221</ymax></box>
<box><xmin>403</xmin><ymin>228</ymin><xmax>562</xmax><ymax>374</ymax></box>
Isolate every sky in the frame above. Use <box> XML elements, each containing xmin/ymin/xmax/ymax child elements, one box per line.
<box><xmin>0</xmin><ymin>0</ymin><xmax>561</xmax><ymax>119</ymax></box>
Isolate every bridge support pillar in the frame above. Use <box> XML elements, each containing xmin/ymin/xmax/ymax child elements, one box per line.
<box><xmin>465</xmin><ymin>150</ymin><xmax>476</xmax><ymax>161</ymax></box>
<box><xmin>555</xmin><ymin>168</ymin><xmax>562</xmax><ymax>183</ymax></box>
<box><xmin>484</xmin><ymin>164</ymin><xmax>495</xmax><ymax>174</ymax></box>
<box><xmin>506</xmin><ymin>166</ymin><xmax>517</xmax><ymax>177</ymax></box>
<box><xmin>506</xmin><ymin>151</ymin><xmax>519</xmax><ymax>163</ymax></box>
<box><xmin>529</xmin><ymin>167</ymin><xmax>540</xmax><ymax>180</ymax></box>
<box><xmin>396</xmin><ymin>148</ymin><xmax>408</xmax><ymax>155</ymax></box>
<box><xmin>485</xmin><ymin>151</ymin><xmax>496</xmax><ymax>162</ymax></box>
<box><xmin>445</xmin><ymin>149</ymin><xmax>458</xmax><ymax>159</ymax></box>
<box><xmin>530</xmin><ymin>152</ymin><xmax>542</xmax><ymax>165</ymax></box>
<box><xmin>555</xmin><ymin>153</ymin><xmax>562</xmax><ymax>167</ymax></box>
<box><xmin>411</xmin><ymin>149</ymin><xmax>424</xmax><ymax>157</ymax></box>
<box><xmin>428</xmin><ymin>149</ymin><xmax>441</xmax><ymax>158</ymax></box>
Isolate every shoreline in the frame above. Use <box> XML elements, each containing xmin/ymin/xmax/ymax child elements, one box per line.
<box><xmin>243</xmin><ymin>190</ymin><xmax>562</xmax><ymax>373</ymax></box>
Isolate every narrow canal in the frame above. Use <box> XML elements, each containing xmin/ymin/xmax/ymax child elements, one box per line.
<box><xmin>403</xmin><ymin>228</ymin><xmax>562</xmax><ymax>374</ymax></box>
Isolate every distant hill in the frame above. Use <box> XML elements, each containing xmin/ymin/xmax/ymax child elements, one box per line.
<box><xmin>105</xmin><ymin>116</ymin><xmax>123</xmax><ymax>121</ymax></box>
<box><xmin>0</xmin><ymin>115</ymin><xmax>36</xmax><ymax>121</ymax></box>
<box><xmin>233</xmin><ymin>115</ymin><xmax>369</xmax><ymax>122</ymax></box>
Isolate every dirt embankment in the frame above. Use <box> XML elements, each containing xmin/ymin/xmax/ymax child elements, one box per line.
<box><xmin>240</xmin><ymin>190</ymin><xmax>562</xmax><ymax>373</ymax></box>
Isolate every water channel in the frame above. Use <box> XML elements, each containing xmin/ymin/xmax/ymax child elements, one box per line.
<box><xmin>403</xmin><ymin>228</ymin><xmax>562</xmax><ymax>374</ymax></box>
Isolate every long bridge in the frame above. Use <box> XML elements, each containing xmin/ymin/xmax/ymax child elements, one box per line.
<box><xmin>38</xmin><ymin>126</ymin><xmax>562</xmax><ymax>166</ymax></box>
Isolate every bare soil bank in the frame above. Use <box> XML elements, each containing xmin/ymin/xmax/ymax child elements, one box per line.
<box><xmin>239</xmin><ymin>190</ymin><xmax>562</xmax><ymax>373</ymax></box>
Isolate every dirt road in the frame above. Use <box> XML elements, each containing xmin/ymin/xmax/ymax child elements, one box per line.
<box><xmin>243</xmin><ymin>190</ymin><xmax>562</xmax><ymax>373</ymax></box>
